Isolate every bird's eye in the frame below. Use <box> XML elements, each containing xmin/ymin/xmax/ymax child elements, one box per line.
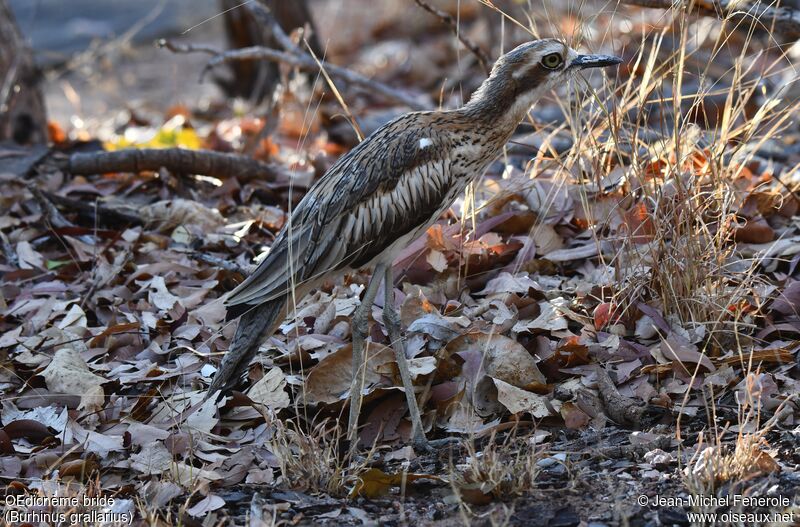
<box><xmin>541</xmin><ymin>53</ymin><xmax>564</xmax><ymax>70</ymax></box>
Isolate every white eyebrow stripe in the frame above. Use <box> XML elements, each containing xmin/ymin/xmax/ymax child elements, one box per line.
<box><xmin>419</xmin><ymin>138</ymin><xmax>433</xmax><ymax>149</ymax></box>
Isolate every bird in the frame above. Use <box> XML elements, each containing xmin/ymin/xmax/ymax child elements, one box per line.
<box><xmin>206</xmin><ymin>39</ymin><xmax>621</xmax><ymax>450</ymax></box>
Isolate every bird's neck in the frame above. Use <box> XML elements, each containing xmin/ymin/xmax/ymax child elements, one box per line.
<box><xmin>460</xmin><ymin>76</ymin><xmax>543</xmax><ymax>142</ymax></box>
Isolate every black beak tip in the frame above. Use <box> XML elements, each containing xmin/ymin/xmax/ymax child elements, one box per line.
<box><xmin>572</xmin><ymin>54</ymin><xmax>623</xmax><ymax>69</ymax></box>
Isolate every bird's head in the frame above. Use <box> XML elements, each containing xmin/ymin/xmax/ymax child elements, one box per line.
<box><xmin>466</xmin><ymin>38</ymin><xmax>621</xmax><ymax>121</ymax></box>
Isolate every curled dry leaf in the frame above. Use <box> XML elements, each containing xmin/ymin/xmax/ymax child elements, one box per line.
<box><xmin>407</xmin><ymin>356</ymin><xmax>437</xmax><ymax>379</ymax></box>
<box><xmin>426</xmin><ymin>249</ymin><xmax>448</xmax><ymax>272</ymax></box>
<box><xmin>477</xmin><ymin>272</ymin><xmax>541</xmax><ymax>296</ymax></box>
<box><xmin>560</xmin><ymin>401</ymin><xmax>591</xmax><ymax>429</ymax></box>
<box><xmin>770</xmin><ymin>280</ymin><xmax>800</xmax><ymax>316</ymax></box>
<box><xmin>1</xmin><ymin>419</ymin><xmax>53</xmax><ymax>443</ymax></box>
<box><xmin>514</xmin><ymin>300</ymin><xmax>569</xmax><ymax>333</ymax></box>
<box><xmin>39</xmin><ymin>348</ymin><xmax>107</xmax><ymax>413</ymax></box>
<box><xmin>58</xmin><ymin>457</ymin><xmax>100</xmax><ymax>481</ymax></box>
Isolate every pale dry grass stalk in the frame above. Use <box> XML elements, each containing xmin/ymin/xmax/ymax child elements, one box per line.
<box><xmin>267</xmin><ymin>417</ymin><xmax>372</xmax><ymax>497</ymax></box>
<box><xmin>549</xmin><ymin>1</ymin><xmax>800</xmax><ymax>350</ymax></box>
<box><xmin>452</xmin><ymin>431</ymin><xmax>543</xmax><ymax>504</ymax></box>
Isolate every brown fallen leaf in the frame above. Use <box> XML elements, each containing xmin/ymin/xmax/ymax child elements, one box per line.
<box><xmin>560</xmin><ymin>401</ymin><xmax>591</xmax><ymax>429</ymax></box>
<box><xmin>448</xmin><ymin>332</ymin><xmax>547</xmax><ymax>389</ymax></box>
<box><xmin>733</xmin><ymin>217</ymin><xmax>775</xmax><ymax>244</ymax></box>
<box><xmin>304</xmin><ymin>343</ymin><xmax>394</xmax><ymax>405</ymax></box>
<box><xmin>58</xmin><ymin>457</ymin><xmax>100</xmax><ymax>481</ymax></box>
<box><xmin>658</xmin><ymin>333</ymin><xmax>716</xmax><ymax>373</ymax></box>
<box><xmin>2</xmin><ymin>420</ymin><xmax>53</xmax><ymax>444</ymax></box>
<box><xmin>0</xmin><ymin>430</ymin><xmax>13</xmax><ymax>454</ymax></box>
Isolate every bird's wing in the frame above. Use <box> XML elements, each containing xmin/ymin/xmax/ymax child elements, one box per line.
<box><xmin>225</xmin><ymin>114</ymin><xmax>458</xmax><ymax>309</ymax></box>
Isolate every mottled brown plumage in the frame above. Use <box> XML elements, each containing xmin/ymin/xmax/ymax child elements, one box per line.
<box><xmin>207</xmin><ymin>39</ymin><xmax>621</xmax><ymax>449</ymax></box>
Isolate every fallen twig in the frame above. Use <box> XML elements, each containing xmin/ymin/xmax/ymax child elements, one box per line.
<box><xmin>0</xmin><ymin>231</ymin><xmax>18</xmax><ymax>267</ymax></box>
<box><xmin>43</xmin><ymin>191</ymin><xmax>143</xmax><ymax>226</ymax></box>
<box><xmin>26</xmin><ymin>183</ymin><xmax>74</xmax><ymax>229</ymax></box>
<box><xmin>413</xmin><ymin>0</ymin><xmax>491</xmax><ymax>74</ymax></box>
<box><xmin>159</xmin><ymin>40</ymin><xmax>429</xmax><ymax>111</ymax></box>
<box><xmin>594</xmin><ymin>365</ymin><xmax>650</xmax><ymax>428</ymax></box>
<box><xmin>191</xmin><ymin>252</ymin><xmax>252</xmax><ymax>275</ymax></box>
<box><xmin>620</xmin><ymin>0</ymin><xmax>800</xmax><ymax>41</ymax></box>
<box><xmin>61</xmin><ymin>148</ymin><xmax>288</xmax><ymax>183</ymax></box>
<box><xmin>246</xmin><ymin>2</ymin><xmax>304</xmax><ymax>55</ymax></box>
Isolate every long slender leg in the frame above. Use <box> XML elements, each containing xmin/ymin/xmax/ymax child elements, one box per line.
<box><xmin>383</xmin><ymin>266</ymin><xmax>429</xmax><ymax>450</ymax></box>
<box><xmin>348</xmin><ymin>264</ymin><xmax>386</xmax><ymax>445</ymax></box>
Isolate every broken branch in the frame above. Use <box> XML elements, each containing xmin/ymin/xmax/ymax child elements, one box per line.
<box><xmin>620</xmin><ymin>0</ymin><xmax>800</xmax><ymax>41</ymax></box>
<box><xmin>43</xmin><ymin>191</ymin><xmax>143</xmax><ymax>226</ymax></box>
<box><xmin>159</xmin><ymin>39</ymin><xmax>429</xmax><ymax>111</ymax></box>
<box><xmin>62</xmin><ymin>148</ymin><xmax>288</xmax><ymax>182</ymax></box>
<box><xmin>413</xmin><ymin>0</ymin><xmax>491</xmax><ymax>74</ymax></box>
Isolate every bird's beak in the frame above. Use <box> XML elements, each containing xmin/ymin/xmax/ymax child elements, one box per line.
<box><xmin>570</xmin><ymin>54</ymin><xmax>623</xmax><ymax>69</ymax></box>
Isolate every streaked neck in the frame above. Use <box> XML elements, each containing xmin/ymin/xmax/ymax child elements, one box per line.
<box><xmin>460</xmin><ymin>75</ymin><xmax>543</xmax><ymax>137</ymax></box>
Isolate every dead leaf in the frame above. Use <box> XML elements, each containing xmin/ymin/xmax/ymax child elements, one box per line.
<box><xmin>147</xmin><ymin>276</ymin><xmax>181</xmax><ymax>311</ymax></box>
<box><xmin>426</xmin><ymin>249</ymin><xmax>448</xmax><ymax>272</ymax></box>
<box><xmin>449</xmin><ymin>332</ymin><xmax>546</xmax><ymax>389</ymax></box>
<box><xmin>39</xmin><ymin>348</ymin><xmax>107</xmax><ymax>413</ymax></box>
<box><xmin>186</xmin><ymin>495</ymin><xmax>226</xmax><ymax>517</ymax></box>
<box><xmin>659</xmin><ymin>333</ymin><xmax>716</xmax><ymax>373</ymax></box>
<box><xmin>734</xmin><ymin>217</ymin><xmax>775</xmax><ymax>244</ymax></box>
<box><xmin>247</xmin><ymin>367</ymin><xmax>290</xmax><ymax>411</ymax></box>
<box><xmin>304</xmin><ymin>343</ymin><xmax>394</xmax><ymax>405</ymax></box>
<box><xmin>560</xmin><ymin>401</ymin><xmax>591</xmax><ymax>429</ymax></box>
<box><xmin>140</xmin><ymin>199</ymin><xmax>225</xmax><ymax>232</ymax></box>
<box><xmin>59</xmin><ymin>457</ymin><xmax>99</xmax><ymax>481</ymax></box>
<box><xmin>493</xmin><ymin>379</ymin><xmax>550</xmax><ymax>417</ymax></box>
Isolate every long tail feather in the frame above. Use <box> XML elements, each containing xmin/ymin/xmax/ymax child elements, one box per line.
<box><xmin>206</xmin><ymin>297</ymin><xmax>286</xmax><ymax>399</ymax></box>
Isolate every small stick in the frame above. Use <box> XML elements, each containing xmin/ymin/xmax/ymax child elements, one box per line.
<box><xmin>191</xmin><ymin>252</ymin><xmax>252</xmax><ymax>275</ymax></box>
<box><xmin>413</xmin><ymin>0</ymin><xmax>491</xmax><ymax>75</ymax></box>
<box><xmin>26</xmin><ymin>183</ymin><xmax>74</xmax><ymax>229</ymax></box>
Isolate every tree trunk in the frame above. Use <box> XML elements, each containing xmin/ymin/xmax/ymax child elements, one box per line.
<box><xmin>217</xmin><ymin>0</ymin><xmax>322</xmax><ymax>104</ymax></box>
<box><xmin>0</xmin><ymin>0</ymin><xmax>47</xmax><ymax>144</ymax></box>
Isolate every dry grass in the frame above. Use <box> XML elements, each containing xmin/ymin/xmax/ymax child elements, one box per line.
<box><xmin>525</xmin><ymin>1</ymin><xmax>800</xmax><ymax>356</ymax></box>
<box><xmin>683</xmin><ymin>432</ymin><xmax>777</xmax><ymax>498</ymax></box>
<box><xmin>266</xmin><ymin>418</ymin><xmax>366</xmax><ymax>497</ymax></box>
<box><xmin>452</xmin><ymin>431</ymin><xmax>544</xmax><ymax>506</ymax></box>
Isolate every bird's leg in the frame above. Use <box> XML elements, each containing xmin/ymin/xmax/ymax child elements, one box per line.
<box><xmin>348</xmin><ymin>263</ymin><xmax>386</xmax><ymax>446</ymax></box>
<box><xmin>383</xmin><ymin>266</ymin><xmax>430</xmax><ymax>451</ymax></box>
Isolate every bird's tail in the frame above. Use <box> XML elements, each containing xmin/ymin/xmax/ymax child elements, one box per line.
<box><xmin>206</xmin><ymin>296</ymin><xmax>287</xmax><ymax>399</ymax></box>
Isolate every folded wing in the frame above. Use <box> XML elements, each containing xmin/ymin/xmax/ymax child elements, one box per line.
<box><xmin>225</xmin><ymin>115</ymin><xmax>455</xmax><ymax>314</ymax></box>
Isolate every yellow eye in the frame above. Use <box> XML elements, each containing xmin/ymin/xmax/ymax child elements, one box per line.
<box><xmin>541</xmin><ymin>53</ymin><xmax>563</xmax><ymax>70</ymax></box>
